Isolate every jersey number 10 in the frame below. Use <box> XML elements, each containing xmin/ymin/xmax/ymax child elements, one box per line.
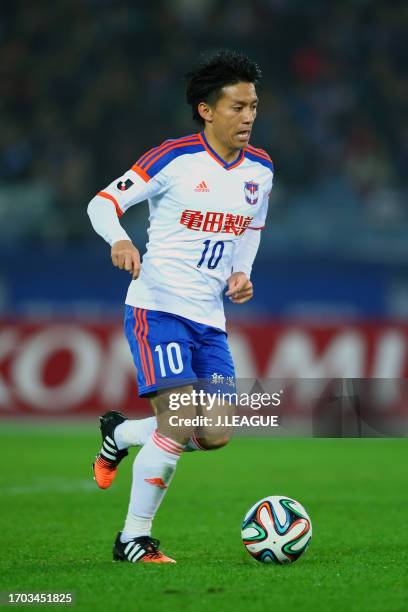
<box><xmin>197</xmin><ymin>240</ymin><xmax>225</xmax><ymax>269</ymax></box>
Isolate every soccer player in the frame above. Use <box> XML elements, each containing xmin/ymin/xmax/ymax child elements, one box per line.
<box><xmin>87</xmin><ymin>50</ymin><xmax>273</xmax><ymax>563</ymax></box>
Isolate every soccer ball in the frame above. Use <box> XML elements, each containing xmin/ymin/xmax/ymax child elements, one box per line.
<box><xmin>241</xmin><ymin>495</ymin><xmax>312</xmax><ymax>564</ymax></box>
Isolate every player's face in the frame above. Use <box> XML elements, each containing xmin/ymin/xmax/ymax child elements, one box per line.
<box><xmin>210</xmin><ymin>82</ymin><xmax>258</xmax><ymax>150</ymax></box>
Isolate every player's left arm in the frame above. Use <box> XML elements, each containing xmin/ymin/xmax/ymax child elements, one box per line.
<box><xmin>225</xmin><ymin>230</ymin><xmax>260</xmax><ymax>304</ymax></box>
<box><xmin>226</xmin><ymin>174</ymin><xmax>272</xmax><ymax>304</ymax></box>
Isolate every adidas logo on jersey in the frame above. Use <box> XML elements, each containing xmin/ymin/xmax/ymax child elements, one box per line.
<box><xmin>194</xmin><ymin>180</ymin><xmax>209</xmax><ymax>192</ymax></box>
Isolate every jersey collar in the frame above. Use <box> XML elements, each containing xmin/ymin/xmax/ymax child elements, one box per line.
<box><xmin>198</xmin><ymin>132</ymin><xmax>244</xmax><ymax>170</ymax></box>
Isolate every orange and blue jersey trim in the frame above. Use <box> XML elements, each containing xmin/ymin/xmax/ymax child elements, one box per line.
<box><xmin>132</xmin><ymin>134</ymin><xmax>203</xmax><ymax>182</ymax></box>
<box><xmin>136</xmin><ymin>134</ymin><xmax>199</xmax><ymax>168</ymax></box>
<box><xmin>244</xmin><ymin>145</ymin><xmax>274</xmax><ymax>172</ymax></box>
<box><xmin>198</xmin><ymin>131</ymin><xmax>245</xmax><ymax>170</ymax></box>
<box><xmin>131</xmin><ymin>133</ymin><xmax>273</xmax><ymax>181</ymax></box>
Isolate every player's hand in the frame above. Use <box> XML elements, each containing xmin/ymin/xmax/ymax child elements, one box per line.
<box><xmin>225</xmin><ymin>272</ymin><xmax>253</xmax><ymax>304</ymax></box>
<box><xmin>111</xmin><ymin>240</ymin><xmax>141</xmax><ymax>280</ymax></box>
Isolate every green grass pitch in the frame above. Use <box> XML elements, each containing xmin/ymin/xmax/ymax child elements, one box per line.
<box><xmin>1</xmin><ymin>424</ymin><xmax>407</xmax><ymax>612</ymax></box>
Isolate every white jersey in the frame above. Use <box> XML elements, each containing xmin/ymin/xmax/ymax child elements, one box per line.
<box><xmin>91</xmin><ymin>132</ymin><xmax>273</xmax><ymax>330</ymax></box>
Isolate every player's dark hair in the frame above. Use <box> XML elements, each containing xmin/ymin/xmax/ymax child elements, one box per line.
<box><xmin>185</xmin><ymin>49</ymin><xmax>262</xmax><ymax>125</ymax></box>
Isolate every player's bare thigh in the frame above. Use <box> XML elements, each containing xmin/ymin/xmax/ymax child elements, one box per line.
<box><xmin>149</xmin><ymin>385</ymin><xmax>235</xmax><ymax>450</ymax></box>
<box><xmin>149</xmin><ymin>384</ymin><xmax>196</xmax><ymax>445</ymax></box>
<box><xmin>195</xmin><ymin>397</ymin><xmax>236</xmax><ymax>449</ymax></box>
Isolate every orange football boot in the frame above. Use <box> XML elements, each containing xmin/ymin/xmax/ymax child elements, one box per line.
<box><xmin>113</xmin><ymin>533</ymin><xmax>176</xmax><ymax>564</ymax></box>
<box><xmin>92</xmin><ymin>411</ymin><xmax>128</xmax><ymax>489</ymax></box>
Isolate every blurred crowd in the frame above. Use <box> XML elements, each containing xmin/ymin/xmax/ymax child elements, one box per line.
<box><xmin>1</xmin><ymin>0</ymin><xmax>407</xmax><ymax>250</ymax></box>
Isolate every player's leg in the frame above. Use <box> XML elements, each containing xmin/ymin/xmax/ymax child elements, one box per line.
<box><xmin>100</xmin><ymin>411</ymin><xmax>207</xmax><ymax>452</ymax></box>
<box><xmin>93</xmin><ymin>305</ymin><xmax>195</xmax><ymax>489</ymax></box>
<box><xmin>92</xmin><ymin>410</ymin><xmax>129</xmax><ymax>489</ymax></box>
<box><xmin>195</xmin><ymin>398</ymin><xmax>235</xmax><ymax>449</ymax></box>
<box><xmin>116</xmin><ymin>384</ymin><xmax>196</xmax><ymax>563</ymax></box>
<box><xmin>192</xmin><ymin>325</ymin><xmax>237</xmax><ymax>450</ymax></box>
<box><xmin>113</xmin><ymin>414</ymin><xmax>208</xmax><ymax>452</ymax></box>
<box><xmin>115</xmin><ymin>308</ymin><xmax>198</xmax><ymax>563</ymax></box>
<box><xmin>93</xmin><ymin>410</ymin><xmax>158</xmax><ymax>489</ymax></box>
<box><xmin>92</xmin><ymin>305</ymin><xmax>159</xmax><ymax>488</ymax></box>
<box><xmin>93</xmin><ymin>406</ymin><xmax>201</xmax><ymax>490</ymax></box>
<box><xmin>113</xmin><ymin>414</ymin><xmax>157</xmax><ymax>449</ymax></box>
<box><xmin>111</xmin><ymin>307</ymin><xmax>212</xmax><ymax>451</ymax></box>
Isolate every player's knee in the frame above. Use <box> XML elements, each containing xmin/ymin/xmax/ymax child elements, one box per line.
<box><xmin>196</xmin><ymin>434</ymin><xmax>231</xmax><ymax>450</ymax></box>
<box><xmin>158</xmin><ymin>425</ymin><xmax>195</xmax><ymax>447</ymax></box>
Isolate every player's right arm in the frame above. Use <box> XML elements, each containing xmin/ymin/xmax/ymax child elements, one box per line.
<box><xmin>87</xmin><ymin>157</ymin><xmax>169</xmax><ymax>279</ymax></box>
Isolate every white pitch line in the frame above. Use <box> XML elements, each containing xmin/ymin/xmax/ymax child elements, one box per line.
<box><xmin>0</xmin><ymin>478</ymin><xmax>98</xmax><ymax>495</ymax></box>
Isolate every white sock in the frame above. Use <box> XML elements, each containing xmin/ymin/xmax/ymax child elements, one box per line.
<box><xmin>121</xmin><ymin>430</ymin><xmax>184</xmax><ymax>541</ymax></box>
<box><xmin>115</xmin><ymin>416</ymin><xmax>204</xmax><ymax>452</ymax></box>
<box><xmin>121</xmin><ymin>515</ymin><xmax>152</xmax><ymax>542</ymax></box>
<box><xmin>114</xmin><ymin>417</ymin><xmax>157</xmax><ymax>450</ymax></box>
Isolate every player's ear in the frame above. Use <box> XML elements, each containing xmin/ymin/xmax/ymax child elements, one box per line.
<box><xmin>198</xmin><ymin>102</ymin><xmax>213</xmax><ymax>123</ymax></box>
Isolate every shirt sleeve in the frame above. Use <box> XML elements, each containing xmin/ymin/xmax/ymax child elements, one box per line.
<box><xmin>87</xmin><ymin>145</ymin><xmax>172</xmax><ymax>245</ymax></box>
<box><xmin>94</xmin><ymin>164</ymin><xmax>170</xmax><ymax>217</ymax></box>
<box><xmin>231</xmin><ymin>229</ymin><xmax>261</xmax><ymax>278</ymax></box>
<box><xmin>232</xmin><ymin>170</ymin><xmax>273</xmax><ymax>277</ymax></box>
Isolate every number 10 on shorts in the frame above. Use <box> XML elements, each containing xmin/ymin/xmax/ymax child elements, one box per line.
<box><xmin>155</xmin><ymin>343</ymin><xmax>184</xmax><ymax>376</ymax></box>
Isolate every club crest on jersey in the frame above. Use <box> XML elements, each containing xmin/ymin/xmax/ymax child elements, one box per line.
<box><xmin>244</xmin><ymin>180</ymin><xmax>259</xmax><ymax>205</ymax></box>
<box><xmin>116</xmin><ymin>178</ymin><xmax>134</xmax><ymax>191</ymax></box>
